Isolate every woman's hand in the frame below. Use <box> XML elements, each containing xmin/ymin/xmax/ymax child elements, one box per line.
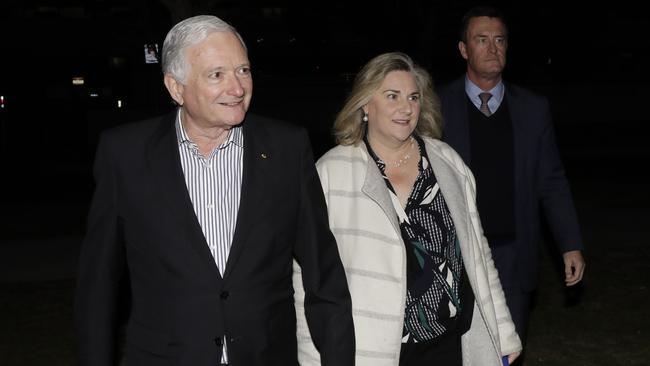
<box><xmin>506</xmin><ymin>351</ymin><xmax>521</xmax><ymax>364</ymax></box>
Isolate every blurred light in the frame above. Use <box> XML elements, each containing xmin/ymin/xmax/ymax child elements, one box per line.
<box><xmin>90</xmin><ymin>93</ymin><xmax>99</xmax><ymax>98</ymax></box>
<box><xmin>1</xmin><ymin>95</ymin><xmax>4</xmax><ymax>109</ymax></box>
<box><xmin>256</xmin><ymin>38</ymin><xmax>264</xmax><ymax>43</ymax></box>
<box><xmin>112</xmin><ymin>57</ymin><xmax>127</xmax><ymax>68</ymax></box>
<box><xmin>72</xmin><ymin>77</ymin><xmax>84</xmax><ymax>86</ymax></box>
<box><xmin>547</xmin><ymin>58</ymin><xmax>552</xmax><ymax>65</ymax></box>
<box><xmin>117</xmin><ymin>100</ymin><xmax>122</xmax><ymax>108</ymax></box>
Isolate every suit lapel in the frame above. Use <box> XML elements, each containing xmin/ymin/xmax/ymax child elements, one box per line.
<box><xmin>505</xmin><ymin>85</ymin><xmax>526</xmax><ymax>218</ymax></box>
<box><xmin>223</xmin><ymin>117</ymin><xmax>272</xmax><ymax>279</ymax></box>
<box><xmin>443</xmin><ymin>78</ymin><xmax>472</xmax><ymax>163</ymax></box>
<box><xmin>147</xmin><ymin>113</ymin><xmax>222</xmax><ymax>281</ymax></box>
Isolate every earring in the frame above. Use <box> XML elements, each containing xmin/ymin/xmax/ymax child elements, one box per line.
<box><xmin>362</xmin><ymin>112</ymin><xmax>368</xmax><ymax>122</ymax></box>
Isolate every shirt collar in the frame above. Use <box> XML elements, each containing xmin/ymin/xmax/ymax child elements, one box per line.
<box><xmin>464</xmin><ymin>75</ymin><xmax>505</xmax><ymax>112</ymax></box>
<box><xmin>174</xmin><ymin>107</ymin><xmax>244</xmax><ymax>149</ymax></box>
<box><xmin>362</xmin><ymin>134</ymin><xmax>386</xmax><ymax>170</ymax></box>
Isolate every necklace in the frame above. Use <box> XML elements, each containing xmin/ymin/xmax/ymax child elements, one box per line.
<box><xmin>392</xmin><ymin>137</ymin><xmax>416</xmax><ymax>168</ymax></box>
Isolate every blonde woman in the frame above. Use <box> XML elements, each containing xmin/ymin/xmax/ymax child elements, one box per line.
<box><xmin>294</xmin><ymin>52</ymin><xmax>521</xmax><ymax>366</ymax></box>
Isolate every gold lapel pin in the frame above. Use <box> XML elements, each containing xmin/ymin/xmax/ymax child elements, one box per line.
<box><xmin>261</xmin><ymin>153</ymin><xmax>268</xmax><ymax>159</ymax></box>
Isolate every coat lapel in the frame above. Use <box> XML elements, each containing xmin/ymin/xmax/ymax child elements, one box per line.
<box><xmin>223</xmin><ymin>117</ymin><xmax>272</xmax><ymax>279</ymax></box>
<box><xmin>424</xmin><ymin>140</ymin><xmax>476</xmax><ymax>279</ymax></box>
<box><xmin>147</xmin><ymin>113</ymin><xmax>222</xmax><ymax>281</ymax></box>
<box><xmin>358</xmin><ymin>144</ymin><xmax>401</xmax><ymax>235</ymax></box>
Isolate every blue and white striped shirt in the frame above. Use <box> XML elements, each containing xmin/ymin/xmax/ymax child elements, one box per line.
<box><xmin>175</xmin><ymin>109</ymin><xmax>243</xmax><ymax>363</ymax></box>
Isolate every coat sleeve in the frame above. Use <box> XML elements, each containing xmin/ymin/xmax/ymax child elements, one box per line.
<box><xmin>74</xmin><ymin>133</ymin><xmax>126</xmax><ymax>366</ymax></box>
<box><xmin>536</xmin><ymin>98</ymin><xmax>584</xmax><ymax>253</ymax></box>
<box><xmin>292</xmin><ymin>130</ymin><xmax>355</xmax><ymax>366</ymax></box>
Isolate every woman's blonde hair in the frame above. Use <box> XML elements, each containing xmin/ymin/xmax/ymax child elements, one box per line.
<box><xmin>333</xmin><ymin>52</ymin><xmax>443</xmax><ymax>145</ymax></box>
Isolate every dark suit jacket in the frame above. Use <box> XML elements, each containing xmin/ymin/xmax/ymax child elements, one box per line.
<box><xmin>438</xmin><ymin>77</ymin><xmax>583</xmax><ymax>290</ymax></box>
<box><xmin>75</xmin><ymin>112</ymin><xmax>355</xmax><ymax>366</ymax></box>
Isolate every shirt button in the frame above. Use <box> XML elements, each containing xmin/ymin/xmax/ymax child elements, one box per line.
<box><xmin>207</xmin><ymin>204</ymin><xmax>214</xmax><ymax>209</ymax></box>
<box><xmin>220</xmin><ymin>291</ymin><xmax>229</xmax><ymax>300</ymax></box>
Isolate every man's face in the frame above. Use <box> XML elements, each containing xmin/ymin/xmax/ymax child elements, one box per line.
<box><xmin>167</xmin><ymin>31</ymin><xmax>252</xmax><ymax>130</ymax></box>
<box><xmin>459</xmin><ymin>16</ymin><xmax>508</xmax><ymax>81</ymax></box>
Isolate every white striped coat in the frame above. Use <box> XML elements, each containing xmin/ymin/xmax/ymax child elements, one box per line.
<box><xmin>293</xmin><ymin>137</ymin><xmax>522</xmax><ymax>366</ymax></box>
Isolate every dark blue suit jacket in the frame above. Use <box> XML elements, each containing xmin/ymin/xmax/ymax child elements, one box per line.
<box><xmin>438</xmin><ymin>77</ymin><xmax>583</xmax><ymax>290</ymax></box>
<box><xmin>74</xmin><ymin>112</ymin><xmax>355</xmax><ymax>366</ymax></box>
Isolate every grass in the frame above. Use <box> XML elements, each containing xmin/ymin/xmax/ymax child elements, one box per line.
<box><xmin>525</xmin><ymin>180</ymin><xmax>650</xmax><ymax>365</ymax></box>
<box><xmin>0</xmin><ymin>280</ymin><xmax>76</xmax><ymax>365</ymax></box>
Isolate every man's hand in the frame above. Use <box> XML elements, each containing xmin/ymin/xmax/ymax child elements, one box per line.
<box><xmin>563</xmin><ymin>250</ymin><xmax>585</xmax><ymax>286</ymax></box>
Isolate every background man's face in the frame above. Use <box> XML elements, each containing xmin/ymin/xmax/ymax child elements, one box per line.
<box><xmin>459</xmin><ymin>16</ymin><xmax>508</xmax><ymax>80</ymax></box>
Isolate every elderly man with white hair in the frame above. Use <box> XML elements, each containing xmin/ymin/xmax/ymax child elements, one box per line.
<box><xmin>74</xmin><ymin>15</ymin><xmax>354</xmax><ymax>366</ymax></box>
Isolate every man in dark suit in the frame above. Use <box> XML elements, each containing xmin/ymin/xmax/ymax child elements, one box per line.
<box><xmin>74</xmin><ymin>15</ymin><xmax>355</xmax><ymax>366</ymax></box>
<box><xmin>438</xmin><ymin>6</ymin><xmax>586</xmax><ymax>348</ymax></box>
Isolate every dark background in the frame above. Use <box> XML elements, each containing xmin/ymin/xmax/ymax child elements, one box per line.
<box><xmin>0</xmin><ymin>1</ymin><xmax>646</xmax><ymax>220</ymax></box>
<box><xmin>1</xmin><ymin>1</ymin><xmax>649</xmax><ymax>365</ymax></box>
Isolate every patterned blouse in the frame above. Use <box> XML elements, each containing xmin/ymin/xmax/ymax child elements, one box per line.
<box><xmin>364</xmin><ymin>135</ymin><xmax>466</xmax><ymax>344</ymax></box>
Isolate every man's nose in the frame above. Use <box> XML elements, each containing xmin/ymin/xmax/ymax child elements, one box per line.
<box><xmin>487</xmin><ymin>40</ymin><xmax>498</xmax><ymax>53</ymax></box>
<box><xmin>226</xmin><ymin>74</ymin><xmax>245</xmax><ymax>96</ymax></box>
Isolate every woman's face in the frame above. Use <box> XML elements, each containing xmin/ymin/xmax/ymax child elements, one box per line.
<box><xmin>364</xmin><ymin>70</ymin><xmax>420</xmax><ymax>148</ymax></box>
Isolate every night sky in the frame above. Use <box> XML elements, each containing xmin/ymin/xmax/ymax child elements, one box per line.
<box><xmin>0</xmin><ymin>1</ymin><xmax>648</xmax><ymax>235</ymax></box>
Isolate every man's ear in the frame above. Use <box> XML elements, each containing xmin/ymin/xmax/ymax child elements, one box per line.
<box><xmin>458</xmin><ymin>41</ymin><xmax>468</xmax><ymax>60</ymax></box>
<box><xmin>163</xmin><ymin>74</ymin><xmax>184</xmax><ymax>105</ymax></box>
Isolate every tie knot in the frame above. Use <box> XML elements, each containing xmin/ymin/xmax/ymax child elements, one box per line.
<box><xmin>479</xmin><ymin>92</ymin><xmax>492</xmax><ymax>104</ymax></box>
